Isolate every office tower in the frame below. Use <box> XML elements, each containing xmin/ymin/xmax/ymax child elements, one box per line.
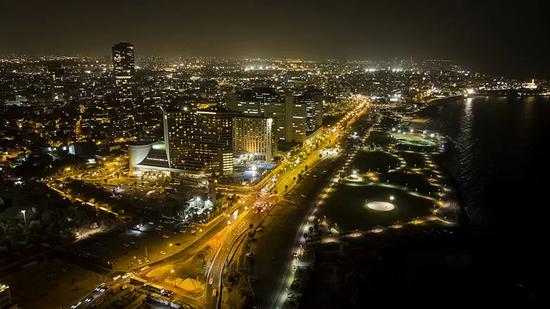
<box><xmin>232</xmin><ymin>116</ymin><xmax>274</xmax><ymax>162</ymax></box>
<box><xmin>163</xmin><ymin>106</ymin><xmax>235</xmax><ymax>176</ymax></box>
<box><xmin>284</xmin><ymin>89</ymin><xmax>323</xmax><ymax>143</ymax></box>
<box><xmin>227</xmin><ymin>87</ymin><xmax>323</xmax><ymax>144</ymax></box>
<box><xmin>112</xmin><ymin>42</ymin><xmax>135</xmax><ymax>104</ymax></box>
<box><xmin>47</xmin><ymin>62</ymin><xmax>65</xmax><ymax>100</ymax></box>
<box><xmin>264</xmin><ymin>98</ymin><xmax>289</xmax><ymax>143</ymax></box>
<box><xmin>227</xmin><ymin>87</ymin><xmax>289</xmax><ymax>142</ymax></box>
<box><xmin>289</xmin><ymin>96</ymin><xmax>307</xmax><ymax>143</ymax></box>
<box><xmin>296</xmin><ymin>89</ymin><xmax>323</xmax><ymax>134</ymax></box>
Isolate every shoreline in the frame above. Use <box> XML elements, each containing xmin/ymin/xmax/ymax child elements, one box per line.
<box><xmin>426</xmin><ymin>94</ymin><xmax>464</xmax><ymax>106</ymax></box>
<box><xmin>299</xmin><ymin>107</ymin><xmax>464</xmax><ymax>308</ymax></box>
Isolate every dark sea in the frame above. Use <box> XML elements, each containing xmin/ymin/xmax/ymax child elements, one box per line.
<box><xmin>423</xmin><ymin>96</ymin><xmax>549</xmax><ymax>303</ymax></box>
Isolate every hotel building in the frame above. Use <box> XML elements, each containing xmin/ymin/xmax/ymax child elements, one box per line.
<box><xmin>232</xmin><ymin>116</ymin><xmax>275</xmax><ymax>162</ymax></box>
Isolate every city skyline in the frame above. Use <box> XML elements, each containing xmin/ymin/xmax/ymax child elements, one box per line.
<box><xmin>1</xmin><ymin>0</ymin><xmax>549</xmax><ymax>78</ymax></box>
<box><xmin>1</xmin><ymin>2</ymin><xmax>547</xmax><ymax>308</ymax></box>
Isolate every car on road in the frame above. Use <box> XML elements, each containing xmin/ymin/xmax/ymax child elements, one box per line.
<box><xmin>160</xmin><ymin>251</ymin><xmax>166</xmax><ymax>255</ymax></box>
<box><xmin>162</xmin><ymin>234</ymin><xmax>170</xmax><ymax>239</ymax></box>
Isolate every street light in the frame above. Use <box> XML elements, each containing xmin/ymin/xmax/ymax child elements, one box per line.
<box><xmin>20</xmin><ymin>210</ymin><xmax>27</xmax><ymax>227</ymax></box>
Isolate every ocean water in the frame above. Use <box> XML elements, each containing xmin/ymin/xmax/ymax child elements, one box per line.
<box><xmin>423</xmin><ymin>96</ymin><xmax>550</xmax><ymax>298</ymax></box>
<box><xmin>425</xmin><ymin>96</ymin><xmax>550</xmax><ymax>226</ymax></box>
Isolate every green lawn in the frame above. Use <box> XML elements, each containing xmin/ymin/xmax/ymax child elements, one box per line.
<box><xmin>320</xmin><ymin>184</ymin><xmax>436</xmax><ymax>231</ymax></box>
<box><xmin>352</xmin><ymin>151</ymin><xmax>401</xmax><ymax>173</ymax></box>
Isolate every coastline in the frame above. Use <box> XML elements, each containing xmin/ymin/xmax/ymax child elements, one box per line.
<box><xmin>402</xmin><ymin>95</ymin><xmax>463</xmax><ymax>126</ymax></box>
<box><xmin>426</xmin><ymin>94</ymin><xmax>464</xmax><ymax>106</ymax></box>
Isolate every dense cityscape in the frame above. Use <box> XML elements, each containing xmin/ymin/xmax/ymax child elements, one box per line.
<box><xmin>1</xmin><ymin>1</ymin><xmax>549</xmax><ymax>308</ymax></box>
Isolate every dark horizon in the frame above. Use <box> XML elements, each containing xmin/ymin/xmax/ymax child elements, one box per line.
<box><xmin>1</xmin><ymin>0</ymin><xmax>549</xmax><ymax>78</ymax></box>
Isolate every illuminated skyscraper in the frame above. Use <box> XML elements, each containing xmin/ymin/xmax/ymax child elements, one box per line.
<box><xmin>296</xmin><ymin>89</ymin><xmax>323</xmax><ymax>134</ymax></box>
<box><xmin>163</xmin><ymin>106</ymin><xmax>235</xmax><ymax>176</ymax></box>
<box><xmin>232</xmin><ymin>116</ymin><xmax>274</xmax><ymax>162</ymax></box>
<box><xmin>227</xmin><ymin>87</ymin><xmax>323</xmax><ymax>144</ymax></box>
<box><xmin>47</xmin><ymin>62</ymin><xmax>65</xmax><ymax>101</ymax></box>
<box><xmin>112</xmin><ymin>42</ymin><xmax>135</xmax><ymax>104</ymax></box>
<box><xmin>227</xmin><ymin>87</ymin><xmax>290</xmax><ymax>142</ymax></box>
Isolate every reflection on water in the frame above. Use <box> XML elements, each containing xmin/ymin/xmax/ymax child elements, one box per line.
<box><xmin>427</xmin><ymin>96</ymin><xmax>550</xmax><ymax>227</ymax></box>
<box><xmin>457</xmin><ymin>98</ymin><xmax>476</xmax><ymax>214</ymax></box>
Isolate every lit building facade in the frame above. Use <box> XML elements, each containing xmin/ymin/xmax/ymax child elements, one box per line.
<box><xmin>128</xmin><ymin>141</ymin><xmax>173</xmax><ymax>175</ymax></box>
<box><xmin>289</xmin><ymin>97</ymin><xmax>307</xmax><ymax>143</ymax></box>
<box><xmin>232</xmin><ymin>116</ymin><xmax>274</xmax><ymax>162</ymax></box>
<box><xmin>227</xmin><ymin>87</ymin><xmax>290</xmax><ymax>142</ymax></box>
<box><xmin>286</xmin><ymin>90</ymin><xmax>323</xmax><ymax>143</ymax></box>
<box><xmin>112</xmin><ymin>42</ymin><xmax>135</xmax><ymax>104</ymax></box>
<box><xmin>47</xmin><ymin>62</ymin><xmax>65</xmax><ymax>100</ymax></box>
<box><xmin>163</xmin><ymin>107</ymin><xmax>235</xmax><ymax>176</ymax></box>
<box><xmin>227</xmin><ymin>87</ymin><xmax>323</xmax><ymax>144</ymax></box>
<box><xmin>302</xmin><ymin>92</ymin><xmax>323</xmax><ymax>133</ymax></box>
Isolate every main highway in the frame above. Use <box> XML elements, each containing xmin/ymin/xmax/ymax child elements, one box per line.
<box><xmin>204</xmin><ymin>97</ymin><xmax>370</xmax><ymax>308</ymax></box>
<box><xmin>66</xmin><ymin>96</ymin><xmax>369</xmax><ymax>309</ymax></box>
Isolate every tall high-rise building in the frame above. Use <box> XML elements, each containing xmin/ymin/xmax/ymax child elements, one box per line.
<box><xmin>163</xmin><ymin>106</ymin><xmax>235</xmax><ymax>176</ymax></box>
<box><xmin>233</xmin><ymin>116</ymin><xmax>274</xmax><ymax>162</ymax></box>
<box><xmin>227</xmin><ymin>87</ymin><xmax>323</xmax><ymax>144</ymax></box>
<box><xmin>287</xmin><ymin>88</ymin><xmax>323</xmax><ymax>143</ymax></box>
<box><xmin>289</xmin><ymin>96</ymin><xmax>307</xmax><ymax>143</ymax></box>
<box><xmin>112</xmin><ymin>42</ymin><xmax>135</xmax><ymax>104</ymax></box>
<box><xmin>297</xmin><ymin>89</ymin><xmax>323</xmax><ymax>134</ymax></box>
<box><xmin>47</xmin><ymin>62</ymin><xmax>65</xmax><ymax>100</ymax></box>
<box><xmin>227</xmin><ymin>87</ymin><xmax>289</xmax><ymax>142</ymax></box>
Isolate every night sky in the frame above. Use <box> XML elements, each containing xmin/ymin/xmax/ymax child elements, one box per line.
<box><xmin>1</xmin><ymin>0</ymin><xmax>549</xmax><ymax>77</ymax></box>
